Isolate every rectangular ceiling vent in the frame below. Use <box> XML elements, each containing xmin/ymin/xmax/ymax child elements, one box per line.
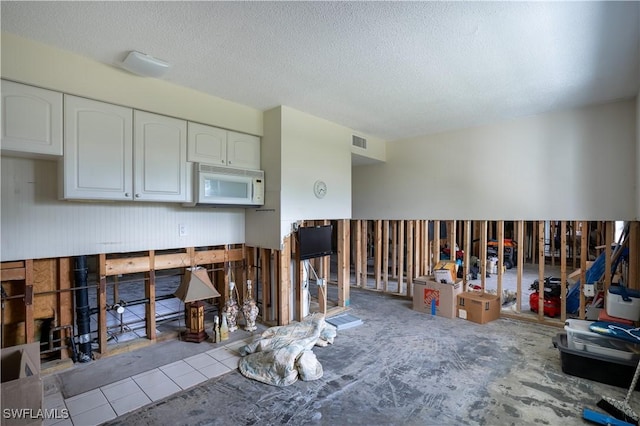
<box><xmin>352</xmin><ymin>135</ymin><xmax>367</xmax><ymax>149</ymax></box>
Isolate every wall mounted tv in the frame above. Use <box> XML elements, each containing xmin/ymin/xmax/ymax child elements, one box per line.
<box><xmin>298</xmin><ymin>225</ymin><xmax>334</xmax><ymax>260</ymax></box>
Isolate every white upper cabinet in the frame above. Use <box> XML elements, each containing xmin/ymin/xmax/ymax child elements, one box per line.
<box><xmin>187</xmin><ymin>122</ymin><xmax>227</xmax><ymax>165</ymax></box>
<box><xmin>61</xmin><ymin>95</ymin><xmax>133</xmax><ymax>200</ymax></box>
<box><xmin>227</xmin><ymin>131</ymin><xmax>260</xmax><ymax>170</ymax></box>
<box><xmin>134</xmin><ymin>111</ymin><xmax>188</xmax><ymax>202</ymax></box>
<box><xmin>61</xmin><ymin>97</ymin><xmax>189</xmax><ymax>202</ymax></box>
<box><xmin>187</xmin><ymin>122</ymin><xmax>260</xmax><ymax>170</ymax></box>
<box><xmin>1</xmin><ymin>79</ymin><xmax>63</xmax><ymax>157</ymax></box>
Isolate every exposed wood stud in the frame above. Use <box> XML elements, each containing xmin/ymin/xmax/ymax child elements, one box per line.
<box><xmin>57</xmin><ymin>258</ymin><xmax>72</xmax><ymax>359</ymax></box>
<box><xmin>355</xmin><ymin>220</ymin><xmax>362</xmax><ymax>287</ymax></box>
<box><xmin>605</xmin><ymin>221</ymin><xmax>613</xmax><ymax>294</ymax></box>
<box><xmin>538</xmin><ymin>221</ymin><xmax>545</xmax><ymax>321</ymax></box>
<box><xmin>516</xmin><ymin>220</ymin><xmax>524</xmax><ymax>312</ymax></box>
<box><xmin>279</xmin><ymin>236</ymin><xmax>291</xmax><ymax>325</ymax></box>
<box><xmin>560</xmin><ymin>221</ymin><xmax>567</xmax><ymax>322</ymax></box>
<box><xmin>433</xmin><ymin>220</ymin><xmax>441</xmax><ymax>266</ymax></box>
<box><xmin>480</xmin><ymin>221</ymin><xmax>487</xmax><ymax>291</ymax></box>
<box><xmin>629</xmin><ymin>222</ymin><xmax>639</xmax><ymax>291</ymax></box>
<box><xmin>337</xmin><ymin>219</ymin><xmax>350</xmax><ymax>307</ymax></box>
<box><xmin>407</xmin><ymin>220</ymin><xmax>414</xmax><ymax>297</ymax></box>
<box><xmin>145</xmin><ymin>250</ymin><xmax>156</xmax><ymax>341</ymax></box>
<box><xmin>580</xmin><ymin>220</ymin><xmax>588</xmax><ymax>319</ymax></box>
<box><xmin>392</xmin><ymin>221</ymin><xmax>398</xmax><ymax>278</ymax></box>
<box><xmin>383</xmin><ymin>220</ymin><xmax>389</xmax><ymax>292</ymax></box>
<box><xmin>375</xmin><ymin>220</ymin><xmax>382</xmax><ymax>291</ymax></box>
<box><xmin>361</xmin><ymin>220</ymin><xmax>368</xmax><ymax>288</ymax></box>
<box><xmin>24</xmin><ymin>259</ymin><xmax>34</xmax><ymax>344</ymax></box>
<box><xmin>98</xmin><ymin>253</ymin><xmax>108</xmax><ymax>355</ymax></box>
<box><xmin>463</xmin><ymin>220</ymin><xmax>471</xmax><ymax>287</ymax></box>
<box><xmin>398</xmin><ymin>220</ymin><xmax>405</xmax><ymax>295</ymax></box>
<box><xmin>497</xmin><ymin>220</ymin><xmax>504</xmax><ymax>300</ymax></box>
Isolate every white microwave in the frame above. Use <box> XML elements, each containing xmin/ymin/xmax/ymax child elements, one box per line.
<box><xmin>185</xmin><ymin>163</ymin><xmax>264</xmax><ymax>207</ymax></box>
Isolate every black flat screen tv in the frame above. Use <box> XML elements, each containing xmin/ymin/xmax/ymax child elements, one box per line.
<box><xmin>298</xmin><ymin>225</ymin><xmax>334</xmax><ymax>260</ymax></box>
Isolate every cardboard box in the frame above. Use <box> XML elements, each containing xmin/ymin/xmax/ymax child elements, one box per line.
<box><xmin>413</xmin><ymin>277</ymin><xmax>463</xmax><ymax>319</ymax></box>
<box><xmin>1</xmin><ymin>343</ymin><xmax>43</xmax><ymax>426</ymax></box>
<box><xmin>457</xmin><ymin>292</ymin><xmax>501</xmax><ymax>324</ymax></box>
<box><xmin>433</xmin><ymin>261</ymin><xmax>457</xmax><ymax>284</ymax></box>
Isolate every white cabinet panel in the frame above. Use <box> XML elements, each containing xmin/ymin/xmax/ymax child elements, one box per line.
<box><xmin>227</xmin><ymin>131</ymin><xmax>260</xmax><ymax>170</ymax></box>
<box><xmin>187</xmin><ymin>122</ymin><xmax>227</xmax><ymax>165</ymax></box>
<box><xmin>62</xmin><ymin>95</ymin><xmax>133</xmax><ymax>200</ymax></box>
<box><xmin>134</xmin><ymin>111</ymin><xmax>188</xmax><ymax>202</ymax></box>
<box><xmin>1</xmin><ymin>80</ymin><xmax>63</xmax><ymax>157</ymax></box>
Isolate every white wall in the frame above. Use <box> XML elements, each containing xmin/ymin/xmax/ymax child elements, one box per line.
<box><xmin>246</xmin><ymin>106</ymin><xmax>353</xmax><ymax>249</ymax></box>
<box><xmin>1</xmin><ymin>157</ymin><xmax>245</xmax><ymax>261</ymax></box>
<box><xmin>353</xmin><ymin>99</ymin><xmax>637</xmax><ymax>220</ymax></box>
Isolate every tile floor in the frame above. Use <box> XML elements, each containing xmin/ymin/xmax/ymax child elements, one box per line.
<box><xmin>43</xmin><ymin>338</ymin><xmax>249</xmax><ymax>426</ymax></box>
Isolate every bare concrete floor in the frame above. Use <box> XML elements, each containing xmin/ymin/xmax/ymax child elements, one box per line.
<box><xmin>71</xmin><ymin>286</ymin><xmax>638</xmax><ymax>426</ymax></box>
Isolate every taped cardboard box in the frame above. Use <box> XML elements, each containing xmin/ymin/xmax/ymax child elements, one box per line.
<box><xmin>457</xmin><ymin>292</ymin><xmax>500</xmax><ymax>324</ymax></box>
<box><xmin>413</xmin><ymin>277</ymin><xmax>463</xmax><ymax>319</ymax></box>
<box><xmin>433</xmin><ymin>261</ymin><xmax>457</xmax><ymax>284</ymax></box>
<box><xmin>1</xmin><ymin>343</ymin><xmax>43</xmax><ymax>426</ymax></box>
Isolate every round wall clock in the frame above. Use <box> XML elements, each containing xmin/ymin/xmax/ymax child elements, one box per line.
<box><xmin>313</xmin><ymin>180</ymin><xmax>327</xmax><ymax>198</ymax></box>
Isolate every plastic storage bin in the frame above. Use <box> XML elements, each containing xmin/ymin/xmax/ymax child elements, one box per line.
<box><xmin>607</xmin><ymin>286</ymin><xmax>640</xmax><ymax>321</ymax></box>
<box><xmin>564</xmin><ymin>319</ymin><xmax>640</xmax><ymax>360</ymax></box>
<box><xmin>552</xmin><ymin>332</ymin><xmax>640</xmax><ymax>390</ymax></box>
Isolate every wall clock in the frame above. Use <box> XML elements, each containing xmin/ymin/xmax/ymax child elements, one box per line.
<box><xmin>313</xmin><ymin>180</ymin><xmax>327</xmax><ymax>199</ymax></box>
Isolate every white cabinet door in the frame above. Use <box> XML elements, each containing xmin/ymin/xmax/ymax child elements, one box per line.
<box><xmin>62</xmin><ymin>95</ymin><xmax>133</xmax><ymax>200</ymax></box>
<box><xmin>187</xmin><ymin>122</ymin><xmax>227</xmax><ymax>165</ymax></box>
<box><xmin>134</xmin><ymin>111</ymin><xmax>188</xmax><ymax>202</ymax></box>
<box><xmin>227</xmin><ymin>131</ymin><xmax>260</xmax><ymax>170</ymax></box>
<box><xmin>1</xmin><ymin>80</ymin><xmax>63</xmax><ymax>157</ymax></box>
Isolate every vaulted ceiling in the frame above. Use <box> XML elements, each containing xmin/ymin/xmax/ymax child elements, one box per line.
<box><xmin>2</xmin><ymin>1</ymin><xmax>639</xmax><ymax>141</ymax></box>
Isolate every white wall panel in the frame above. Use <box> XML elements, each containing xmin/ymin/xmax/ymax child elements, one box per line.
<box><xmin>353</xmin><ymin>99</ymin><xmax>637</xmax><ymax>220</ymax></box>
<box><xmin>1</xmin><ymin>157</ymin><xmax>245</xmax><ymax>261</ymax></box>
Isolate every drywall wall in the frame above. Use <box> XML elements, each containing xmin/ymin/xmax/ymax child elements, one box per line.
<box><xmin>1</xmin><ymin>32</ymin><xmax>262</xmax><ymax>136</ymax></box>
<box><xmin>1</xmin><ymin>157</ymin><xmax>245</xmax><ymax>261</ymax></box>
<box><xmin>637</xmin><ymin>92</ymin><xmax>640</xmax><ymax>220</ymax></box>
<box><xmin>353</xmin><ymin>99</ymin><xmax>637</xmax><ymax>220</ymax></box>
<box><xmin>245</xmin><ymin>108</ymin><xmax>282</xmax><ymax>250</ymax></box>
<box><xmin>246</xmin><ymin>106</ymin><xmax>353</xmax><ymax>249</ymax></box>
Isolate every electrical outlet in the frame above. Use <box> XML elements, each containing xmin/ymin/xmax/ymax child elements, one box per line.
<box><xmin>179</xmin><ymin>224</ymin><xmax>187</xmax><ymax>237</ymax></box>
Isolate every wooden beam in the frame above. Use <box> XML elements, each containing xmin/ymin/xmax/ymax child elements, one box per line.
<box><xmin>24</xmin><ymin>259</ymin><xmax>34</xmax><ymax>344</ymax></box>
<box><xmin>538</xmin><ymin>221</ymin><xmax>545</xmax><ymax>321</ymax></box>
<box><xmin>560</xmin><ymin>221</ymin><xmax>567</xmax><ymax>322</ymax></box>
<box><xmin>294</xmin><ymin>234</ymin><xmax>303</xmax><ymax>321</ymax></box>
<box><xmin>0</xmin><ymin>268</ymin><xmax>26</xmax><ymax>281</ymax></box>
<box><xmin>361</xmin><ymin>220</ymin><xmax>368</xmax><ymax>288</ymax></box>
<box><xmin>433</xmin><ymin>220</ymin><xmax>441</xmax><ymax>265</ymax></box>
<box><xmin>279</xmin><ymin>235</ymin><xmax>291</xmax><ymax>325</ymax></box>
<box><xmin>605</xmin><ymin>221</ymin><xmax>613</xmax><ymax>294</ymax></box>
<box><xmin>374</xmin><ymin>220</ymin><xmax>382</xmax><ymax>291</ymax></box>
<box><xmin>516</xmin><ymin>220</ymin><xmax>524</xmax><ymax>312</ymax></box>
<box><xmin>145</xmin><ymin>251</ymin><xmax>156</xmax><ymax>341</ymax></box>
<box><xmin>98</xmin><ymin>253</ymin><xmax>108</xmax><ymax>355</ymax></box>
<box><xmin>392</xmin><ymin>221</ymin><xmax>398</xmax><ymax>278</ymax></box>
<box><xmin>337</xmin><ymin>219</ymin><xmax>350</xmax><ymax>307</ymax></box>
<box><xmin>580</xmin><ymin>220</ymin><xmax>588</xmax><ymax>319</ymax></box>
<box><xmin>414</xmin><ymin>220</ymin><xmax>421</xmax><ymax>278</ymax></box>
<box><xmin>573</xmin><ymin>221</ymin><xmax>578</xmax><ymax>270</ymax></box>
<box><xmin>355</xmin><ymin>220</ymin><xmax>362</xmax><ymax>287</ymax></box>
<box><xmin>423</xmin><ymin>220</ymin><xmax>430</xmax><ymax>276</ymax></box>
<box><xmin>480</xmin><ymin>221</ymin><xmax>487</xmax><ymax>291</ymax></box>
<box><xmin>406</xmin><ymin>220</ymin><xmax>414</xmax><ymax>297</ymax></box>
<box><xmin>497</xmin><ymin>220</ymin><xmax>504</xmax><ymax>299</ymax></box>
<box><xmin>383</xmin><ymin>220</ymin><xmax>389</xmax><ymax>293</ymax></box>
<box><xmin>551</xmin><ymin>221</ymin><xmax>556</xmax><ymax>267</ymax></box>
<box><xmin>464</xmin><ymin>220</ymin><xmax>471</xmax><ymax>287</ymax></box>
<box><xmin>629</xmin><ymin>222</ymin><xmax>639</xmax><ymax>291</ymax></box>
<box><xmin>259</xmin><ymin>248</ymin><xmax>271</xmax><ymax>323</ymax></box>
<box><xmin>57</xmin><ymin>258</ymin><xmax>72</xmax><ymax>359</ymax></box>
<box><xmin>398</xmin><ymin>220</ymin><xmax>405</xmax><ymax>295</ymax></box>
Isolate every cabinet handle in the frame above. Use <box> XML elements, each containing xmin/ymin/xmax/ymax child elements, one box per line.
<box><xmin>125</xmin><ymin>193</ymin><xmax>130</xmax><ymax>197</ymax></box>
<box><xmin>135</xmin><ymin>194</ymin><xmax>141</xmax><ymax>198</ymax></box>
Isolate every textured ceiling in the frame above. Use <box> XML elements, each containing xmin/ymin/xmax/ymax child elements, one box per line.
<box><xmin>1</xmin><ymin>1</ymin><xmax>639</xmax><ymax>141</ymax></box>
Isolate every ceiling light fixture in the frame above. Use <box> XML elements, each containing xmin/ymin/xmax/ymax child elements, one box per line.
<box><xmin>120</xmin><ymin>50</ymin><xmax>170</xmax><ymax>78</ymax></box>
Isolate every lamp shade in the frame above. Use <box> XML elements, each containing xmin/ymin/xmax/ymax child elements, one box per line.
<box><xmin>174</xmin><ymin>267</ymin><xmax>221</xmax><ymax>303</ymax></box>
<box><xmin>121</xmin><ymin>51</ymin><xmax>170</xmax><ymax>78</ymax></box>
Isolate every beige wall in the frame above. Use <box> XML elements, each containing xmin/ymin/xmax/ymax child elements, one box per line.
<box><xmin>353</xmin><ymin>99</ymin><xmax>637</xmax><ymax>220</ymax></box>
<box><xmin>1</xmin><ymin>32</ymin><xmax>262</xmax><ymax>136</ymax></box>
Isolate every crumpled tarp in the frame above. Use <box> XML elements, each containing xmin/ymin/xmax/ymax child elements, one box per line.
<box><xmin>238</xmin><ymin>313</ymin><xmax>337</xmax><ymax>386</ymax></box>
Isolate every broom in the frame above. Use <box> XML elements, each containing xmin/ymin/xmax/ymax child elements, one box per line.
<box><xmin>597</xmin><ymin>356</ymin><xmax>640</xmax><ymax>426</ymax></box>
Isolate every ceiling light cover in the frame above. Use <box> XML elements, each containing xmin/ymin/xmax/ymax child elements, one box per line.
<box><xmin>121</xmin><ymin>50</ymin><xmax>170</xmax><ymax>78</ymax></box>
